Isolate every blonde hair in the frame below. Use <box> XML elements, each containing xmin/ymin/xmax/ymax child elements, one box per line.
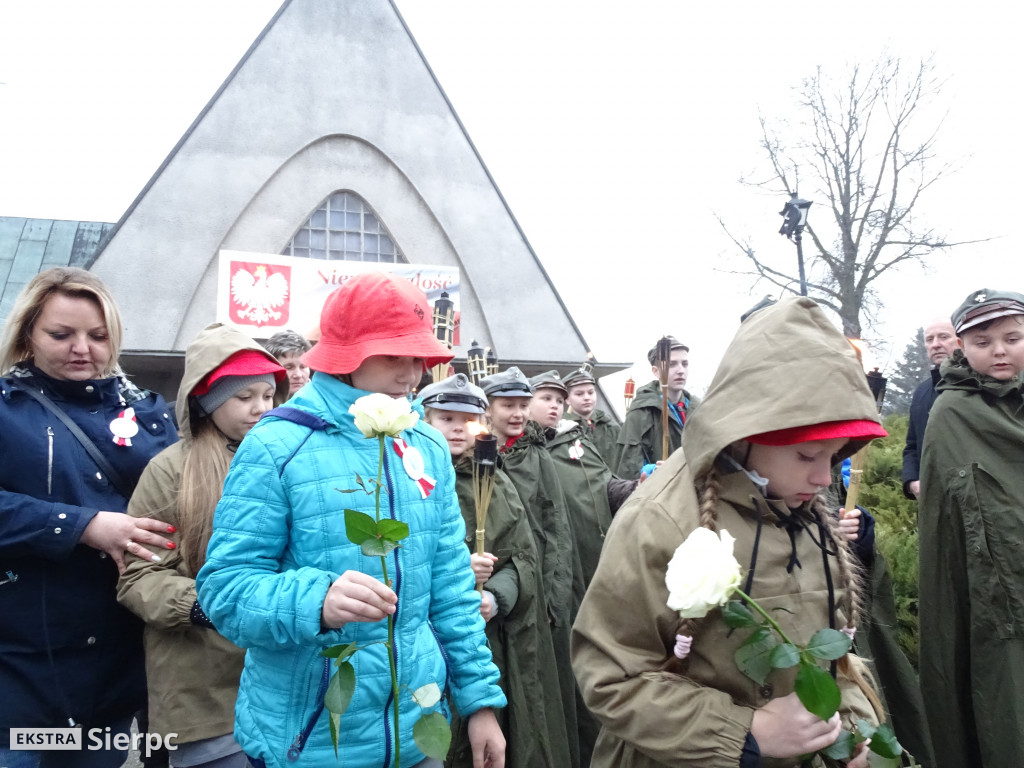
<box><xmin>0</xmin><ymin>267</ymin><xmax>123</xmax><ymax>376</ymax></box>
<box><xmin>176</xmin><ymin>418</ymin><xmax>233</xmax><ymax>576</ymax></box>
<box><xmin>681</xmin><ymin>464</ymin><xmax>884</xmax><ymax>720</ymax></box>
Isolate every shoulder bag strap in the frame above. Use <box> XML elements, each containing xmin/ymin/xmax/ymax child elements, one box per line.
<box><xmin>17</xmin><ymin>383</ymin><xmax>135</xmax><ymax>500</ymax></box>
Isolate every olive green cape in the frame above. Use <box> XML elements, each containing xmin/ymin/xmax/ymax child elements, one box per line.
<box><xmin>919</xmin><ymin>349</ymin><xmax>1024</xmax><ymax>768</ymax></box>
<box><xmin>500</xmin><ymin>421</ymin><xmax>579</xmax><ymax>767</ymax></box>
<box><xmin>446</xmin><ymin>455</ymin><xmax>571</xmax><ymax>768</ymax></box>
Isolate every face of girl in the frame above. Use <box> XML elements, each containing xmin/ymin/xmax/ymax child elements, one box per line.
<box><xmin>959</xmin><ymin>316</ymin><xmax>1024</xmax><ymax>380</ymax></box>
<box><xmin>486</xmin><ymin>396</ymin><xmax>531</xmax><ymax>441</ymax></box>
<box><xmin>530</xmin><ymin>388</ymin><xmax>565</xmax><ymax>428</ymax></box>
<box><xmin>29</xmin><ymin>293</ymin><xmax>113</xmax><ymax>381</ymax></box>
<box><xmin>210</xmin><ymin>382</ymin><xmax>276</xmax><ymax>442</ymax></box>
<box><xmin>425</xmin><ymin>410</ymin><xmax>479</xmax><ymax>457</ymax></box>
<box><xmin>277</xmin><ymin>351</ymin><xmax>310</xmax><ymax>395</ymax></box>
<box><xmin>745</xmin><ymin>437</ymin><xmax>849</xmax><ymax>509</ymax></box>
<box><xmin>567</xmin><ymin>384</ymin><xmax>597</xmax><ymax>418</ymax></box>
<box><xmin>348</xmin><ymin>355</ymin><xmax>424</xmax><ymax>398</ymax></box>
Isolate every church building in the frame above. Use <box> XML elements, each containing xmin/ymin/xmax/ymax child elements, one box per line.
<box><xmin>0</xmin><ymin>0</ymin><xmax>625</xmax><ymax>404</ymax></box>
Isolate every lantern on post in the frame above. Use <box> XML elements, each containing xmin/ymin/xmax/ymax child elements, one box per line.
<box><xmin>431</xmin><ymin>292</ymin><xmax>456</xmax><ymax>382</ymax></box>
<box><xmin>581</xmin><ymin>351</ymin><xmax>595</xmax><ymax>378</ymax></box>
<box><xmin>623</xmin><ymin>377</ymin><xmax>636</xmax><ymax>413</ymax></box>
<box><xmin>486</xmin><ymin>347</ymin><xmax>499</xmax><ymax>377</ymax></box>
<box><xmin>466</xmin><ymin>340</ymin><xmax>488</xmax><ymax>385</ymax></box>
<box><xmin>778</xmin><ymin>192</ymin><xmax>812</xmax><ymax>296</ymax></box>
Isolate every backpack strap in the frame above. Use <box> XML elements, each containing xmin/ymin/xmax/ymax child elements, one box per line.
<box><xmin>264</xmin><ymin>406</ymin><xmax>331</xmax><ymax>431</ymax></box>
<box><xmin>262</xmin><ymin>406</ymin><xmax>331</xmax><ymax>476</ymax></box>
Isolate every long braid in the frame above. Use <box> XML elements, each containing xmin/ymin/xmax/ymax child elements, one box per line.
<box><xmin>811</xmin><ymin>497</ymin><xmax>864</xmax><ymax>628</ymax></box>
<box><xmin>675</xmin><ymin>468</ymin><xmax>722</xmax><ymax>641</ymax></box>
<box><xmin>812</xmin><ymin>497</ymin><xmax>885</xmax><ymax>720</ymax></box>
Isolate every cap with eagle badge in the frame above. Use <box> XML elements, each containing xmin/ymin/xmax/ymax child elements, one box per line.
<box><xmin>563</xmin><ymin>366</ymin><xmax>596</xmax><ymax>389</ymax></box>
<box><xmin>528</xmin><ymin>370</ymin><xmax>568</xmax><ymax>397</ymax></box>
<box><xmin>951</xmin><ymin>288</ymin><xmax>1024</xmax><ymax>334</ymax></box>
<box><xmin>302</xmin><ymin>271</ymin><xmax>454</xmax><ymax>374</ymax></box>
<box><xmin>419</xmin><ymin>374</ymin><xmax>488</xmax><ymax>414</ymax></box>
<box><xmin>480</xmin><ymin>367</ymin><xmax>533</xmax><ymax>399</ymax></box>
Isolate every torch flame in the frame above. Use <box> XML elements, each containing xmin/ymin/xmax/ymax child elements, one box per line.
<box><xmin>847</xmin><ymin>338</ymin><xmax>876</xmax><ymax>372</ymax></box>
<box><xmin>467</xmin><ymin>421</ymin><xmax>489</xmax><ymax>437</ymax></box>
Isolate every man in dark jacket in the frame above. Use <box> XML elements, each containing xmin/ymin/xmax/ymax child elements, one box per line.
<box><xmin>615</xmin><ymin>336</ymin><xmax>699</xmax><ymax>479</ymax></box>
<box><xmin>901</xmin><ymin>317</ymin><xmax>957</xmax><ymax>498</ymax></box>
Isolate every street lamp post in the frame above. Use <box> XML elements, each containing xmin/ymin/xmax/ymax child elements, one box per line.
<box><xmin>778</xmin><ymin>192</ymin><xmax>812</xmax><ymax>296</ymax></box>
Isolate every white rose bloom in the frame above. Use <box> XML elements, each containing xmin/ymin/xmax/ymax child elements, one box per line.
<box><xmin>665</xmin><ymin>527</ymin><xmax>743</xmax><ymax>619</ymax></box>
<box><xmin>349</xmin><ymin>393</ymin><xmax>420</xmax><ymax>438</ymax></box>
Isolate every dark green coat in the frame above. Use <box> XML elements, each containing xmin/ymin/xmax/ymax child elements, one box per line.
<box><xmin>447</xmin><ymin>456</ymin><xmax>571</xmax><ymax>768</ymax></box>
<box><xmin>567</xmin><ymin>408</ymin><xmax>622</xmax><ymax>471</ymax></box>
<box><xmin>615</xmin><ymin>380</ymin><xmax>698</xmax><ymax>479</ymax></box>
<box><xmin>919</xmin><ymin>350</ymin><xmax>1024</xmax><ymax>768</ymax></box>
<box><xmin>545</xmin><ymin>419</ymin><xmax>616</xmax><ymax>768</ymax></box>
<box><xmin>545</xmin><ymin>420</ymin><xmax>614</xmax><ymax>614</ymax></box>
<box><xmin>500</xmin><ymin>421</ymin><xmax>579</xmax><ymax>767</ymax></box>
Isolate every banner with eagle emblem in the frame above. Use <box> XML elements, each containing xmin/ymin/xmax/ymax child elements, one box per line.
<box><xmin>217</xmin><ymin>250</ymin><xmax>461</xmax><ymax>342</ymax></box>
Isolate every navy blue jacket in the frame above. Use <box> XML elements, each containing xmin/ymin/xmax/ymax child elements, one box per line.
<box><xmin>0</xmin><ymin>367</ymin><xmax>177</xmax><ymax>743</ymax></box>
<box><xmin>901</xmin><ymin>369</ymin><xmax>941</xmax><ymax>498</ymax></box>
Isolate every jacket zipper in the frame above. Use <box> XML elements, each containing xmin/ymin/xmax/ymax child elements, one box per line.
<box><xmin>380</xmin><ymin>447</ymin><xmax>402</xmax><ymax>768</ymax></box>
<box><xmin>47</xmin><ymin>426</ymin><xmax>54</xmax><ymax>495</ymax></box>
<box><xmin>286</xmin><ymin>656</ymin><xmax>330</xmax><ymax>762</ymax></box>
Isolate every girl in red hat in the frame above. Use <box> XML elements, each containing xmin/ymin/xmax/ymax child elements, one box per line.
<box><xmin>196</xmin><ymin>272</ymin><xmax>506</xmax><ymax>768</ymax></box>
<box><xmin>117</xmin><ymin>323</ymin><xmax>287</xmax><ymax>768</ymax></box>
<box><xmin>573</xmin><ymin>297</ymin><xmax>890</xmax><ymax>768</ymax></box>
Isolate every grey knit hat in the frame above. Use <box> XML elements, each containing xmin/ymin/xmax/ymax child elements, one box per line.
<box><xmin>195</xmin><ymin>373</ymin><xmax>277</xmax><ymax>416</ymax></box>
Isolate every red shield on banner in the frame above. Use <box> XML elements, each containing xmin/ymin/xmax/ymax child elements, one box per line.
<box><xmin>228</xmin><ymin>261</ymin><xmax>291</xmax><ymax>328</ymax></box>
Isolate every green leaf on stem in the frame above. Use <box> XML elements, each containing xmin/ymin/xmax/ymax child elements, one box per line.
<box><xmin>860</xmin><ymin>720</ymin><xmax>902</xmax><ymax>760</ymax></box>
<box><xmin>321</xmin><ymin>642</ymin><xmax>358</xmax><ymax>661</ymax></box>
<box><xmin>413</xmin><ymin>712</ymin><xmax>452</xmax><ymax>760</ymax></box>
<box><xmin>768</xmin><ymin>642</ymin><xmax>800</xmax><ymax>669</ymax></box>
<box><xmin>794</xmin><ymin>660</ymin><xmax>842</xmax><ymax>721</ymax></box>
<box><xmin>328</xmin><ymin>711</ymin><xmax>341</xmax><ymax>756</ymax></box>
<box><xmin>377</xmin><ymin>518</ymin><xmax>410</xmax><ymax>543</ymax></box>
<box><xmin>324</xmin><ymin>661</ymin><xmax>356</xmax><ymax>715</ymax></box>
<box><xmin>360</xmin><ymin>538</ymin><xmax>401</xmax><ymax>557</ymax></box>
<box><xmin>805</xmin><ymin>628</ymin><xmax>853</xmax><ymax>661</ymax></box>
<box><xmin>734</xmin><ymin>627</ymin><xmax>778</xmax><ymax>685</ymax></box>
<box><xmin>335</xmin><ymin>487</ymin><xmax>360</xmax><ymax>494</ymax></box>
<box><xmin>344</xmin><ymin>509</ymin><xmax>378</xmax><ymax>545</ymax></box>
<box><xmin>721</xmin><ymin>599</ymin><xmax>760</xmax><ymax>629</ymax></box>
<box><xmin>821</xmin><ymin>728</ymin><xmax>856</xmax><ymax>760</ymax></box>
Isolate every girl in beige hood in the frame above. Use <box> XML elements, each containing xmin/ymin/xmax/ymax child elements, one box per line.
<box><xmin>572</xmin><ymin>297</ymin><xmax>888</xmax><ymax>768</ymax></box>
<box><xmin>117</xmin><ymin>324</ymin><xmax>286</xmax><ymax>768</ymax></box>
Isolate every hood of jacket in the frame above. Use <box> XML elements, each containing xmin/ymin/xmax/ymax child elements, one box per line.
<box><xmin>937</xmin><ymin>348</ymin><xmax>1023</xmax><ymax>398</ymax></box>
<box><xmin>682</xmin><ymin>296</ymin><xmax>882</xmax><ymax>479</ymax></box>
<box><xmin>175</xmin><ymin>323</ymin><xmax>288</xmax><ymax>441</ymax></box>
<box><xmin>629</xmin><ymin>379</ymin><xmax>695</xmax><ymax>410</ymax></box>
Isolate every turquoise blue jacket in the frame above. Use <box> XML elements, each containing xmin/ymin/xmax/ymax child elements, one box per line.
<box><xmin>197</xmin><ymin>372</ymin><xmax>504</xmax><ymax>768</ymax></box>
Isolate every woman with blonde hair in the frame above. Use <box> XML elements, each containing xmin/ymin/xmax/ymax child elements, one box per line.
<box><xmin>118</xmin><ymin>323</ymin><xmax>287</xmax><ymax>768</ymax></box>
<box><xmin>0</xmin><ymin>267</ymin><xmax>178</xmax><ymax>768</ymax></box>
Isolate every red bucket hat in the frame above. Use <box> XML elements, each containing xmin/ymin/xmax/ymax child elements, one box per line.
<box><xmin>746</xmin><ymin>419</ymin><xmax>887</xmax><ymax>446</ymax></box>
<box><xmin>302</xmin><ymin>271</ymin><xmax>455</xmax><ymax>375</ymax></box>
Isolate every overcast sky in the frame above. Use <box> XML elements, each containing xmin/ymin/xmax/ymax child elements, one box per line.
<box><xmin>0</xmin><ymin>1</ymin><xmax>1017</xmax><ymax>406</ymax></box>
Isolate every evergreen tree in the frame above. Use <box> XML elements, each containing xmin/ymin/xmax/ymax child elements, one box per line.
<box><xmin>882</xmin><ymin>328</ymin><xmax>930</xmax><ymax>415</ymax></box>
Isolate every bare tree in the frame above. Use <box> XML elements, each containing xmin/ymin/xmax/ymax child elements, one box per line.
<box><xmin>720</xmin><ymin>56</ymin><xmax>972</xmax><ymax>338</ymax></box>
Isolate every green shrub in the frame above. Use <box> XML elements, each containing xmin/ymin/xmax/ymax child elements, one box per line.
<box><xmin>858</xmin><ymin>414</ymin><xmax>921</xmax><ymax>667</ymax></box>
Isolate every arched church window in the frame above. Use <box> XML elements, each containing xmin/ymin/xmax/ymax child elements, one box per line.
<box><xmin>281</xmin><ymin>191</ymin><xmax>406</xmax><ymax>263</ymax></box>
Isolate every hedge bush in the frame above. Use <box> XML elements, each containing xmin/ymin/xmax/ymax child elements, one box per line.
<box><xmin>858</xmin><ymin>413</ymin><xmax>921</xmax><ymax>667</ymax></box>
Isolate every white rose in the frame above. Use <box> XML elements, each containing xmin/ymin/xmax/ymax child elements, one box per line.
<box><xmin>349</xmin><ymin>393</ymin><xmax>420</xmax><ymax>438</ymax></box>
<box><xmin>665</xmin><ymin>527</ymin><xmax>743</xmax><ymax>619</ymax></box>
